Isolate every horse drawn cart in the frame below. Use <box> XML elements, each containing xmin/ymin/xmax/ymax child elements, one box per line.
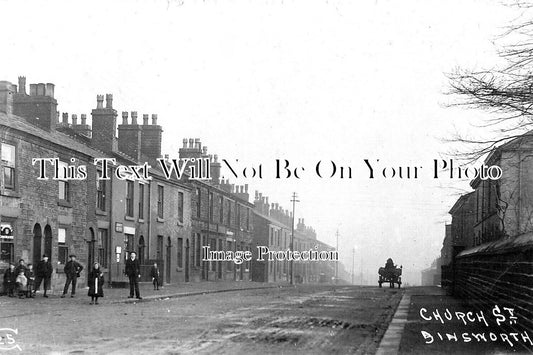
<box><xmin>378</xmin><ymin>259</ymin><xmax>402</xmax><ymax>288</ymax></box>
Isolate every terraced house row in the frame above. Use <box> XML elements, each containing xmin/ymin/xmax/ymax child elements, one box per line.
<box><xmin>0</xmin><ymin>76</ymin><xmax>334</xmax><ymax>292</ymax></box>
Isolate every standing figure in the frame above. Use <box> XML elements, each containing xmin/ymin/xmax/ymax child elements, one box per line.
<box><xmin>150</xmin><ymin>262</ymin><xmax>161</xmax><ymax>290</ymax></box>
<box><xmin>125</xmin><ymin>251</ymin><xmax>142</xmax><ymax>299</ymax></box>
<box><xmin>61</xmin><ymin>255</ymin><xmax>84</xmax><ymax>298</ymax></box>
<box><xmin>34</xmin><ymin>254</ymin><xmax>53</xmax><ymax>298</ymax></box>
<box><xmin>15</xmin><ymin>269</ymin><xmax>27</xmax><ymax>299</ymax></box>
<box><xmin>14</xmin><ymin>259</ymin><xmax>27</xmax><ymax>276</ymax></box>
<box><xmin>25</xmin><ymin>264</ymin><xmax>35</xmax><ymax>298</ymax></box>
<box><xmin>88</xmin><ymin>262</ymin><xmax>104</xmax><ymax>305</ymax></box>
<box><xmin>3</xmin><ymin>263</ymin><xmax>16</xmax><ymax>297</ymax></box>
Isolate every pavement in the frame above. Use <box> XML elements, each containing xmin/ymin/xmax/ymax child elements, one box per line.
<box><xmin>4</xmin><ymin>280</ymin><xmax>282</xmax><ymax>304</ymax></box>
<box><xmin>378</xmin><ymin>286</ymin><xmax>533</xmax><ymax>354</ymax></box>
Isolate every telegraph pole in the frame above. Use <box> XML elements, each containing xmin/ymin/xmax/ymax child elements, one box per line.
<box><xmin>290</xmin><ymin>192</ymin><xmax>299</xmax><ymax>285</ymax></box>
<box><xmin>335</xmin><ymin>230</ymin><xmax>339</xmax><ymax>284</ymax></box>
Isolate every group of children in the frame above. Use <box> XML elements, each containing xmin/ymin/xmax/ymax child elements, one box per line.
<box><xmin>3</xmin><ymin>260</ymin><xmax>163</xmax><ymax>302</ymax></box>
<box><xmin>2</xmin><ymin>260</ymin><xmax>34</xmax><ymax>298</ymax></box>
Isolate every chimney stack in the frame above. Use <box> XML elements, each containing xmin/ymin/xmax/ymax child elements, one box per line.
<box><xmin>118</xmin><ymin>110</ymin><xmax>141</xmax><ymax>161</ymax></box>
<box><xmin>91</xmin><ymin>94</ymin><xmax>117</xmax><ymax>152</ymax></box>
<box><xmin>13</xmin><ymin>77</ymin><xmax>57</xmax><ymax>131</ymax></box>
<box><xmin>140</xmin><ymin>112</ymin><xmax>162</xmax><ymax>160</ymax></box>
<box><xmin>0</xmin><ymin>81</ymin><xmax>14</xmax><ymax>115</ymax></box>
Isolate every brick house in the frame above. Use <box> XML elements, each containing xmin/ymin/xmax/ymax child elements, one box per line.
<box><xmin>178</xmin><ymin>139</ymin><xmax>254</xmax><ymax>282</ymax></box>
<box><xmin>252</xmin><ymin>191</ymin><xmax>334</xmax><ymax>283</ymax></box>
<box><xmin>0</xmin><ymin>76</ymin><xmax>192</xmax><ymax>293</ymax></box>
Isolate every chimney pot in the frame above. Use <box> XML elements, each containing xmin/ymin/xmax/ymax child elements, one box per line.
<box><xmin>81</xmin><ymin>114</ymin><xmax>87</xmax><ymax>125</ymax></box>
<box><xmin>202</xmin><ymin>146</ymin><xmax>208</xmax><ymax>155</ymax></box>
<box><xmin>244</xmin><ymin>184</ymin><xmax>248</xmax><ymax>193</ymax></box>
<box><xmin>142</xmin><ymin>114</ymin><xmax>149</xmax><ymax>125</ymax></box>
<box><xmin>45</xmin><ymin>83</ymin><xmax>55</xmax><ymax>98</ymax></box>
<box><xmin>151</xmin><ymin>114</ymin><xmax>157</xmax><ymax>125</ymax></box>
<box><xmin>214</xmin><ymin>154</ymin><xmax>218</xmax><ymax>163</ymax></box>
<box><xmin>105</xmin><ymin>94</ymin><xmax>113</xmax><ymax>109</ymax></box>
<box><xmin>182</xmin><ymin>138</ymin><xmax>188</xmax><ymax>148</ymax></box>
<box><xmin>18</xmin><ymin>76</ymin><xmax>26</xmax><ymax>95</ymax></box>
<box><xmin>131</xmin><ymin>111</ymin><xmax>138</xmax><ymax>125</ymax></box>
<box><xmin>96</xmin><ymin>95</ymin><xmax>104</xmax><ymax>109</ymax></box>
<box><xmin>188</xmin><ymin>138</ymin><xmax>194</xmax><ymax>148</ymax></box>
<box><xmin>194</xmin><ymin>138</ymin><xmax>201</xmax><ymax>150</ymax></box>
<box><xmin>37</xmin><ymin>83</ymin><xmax>45</xmax><ymax>96</ymax></box>
<box><xmin>121</xmin><ymin>111</ymin><xmax>128</xmax><ymax>125</ymax></box>
<box><xmin>72</xmin><ymin>114</ymin><xmax>77</xmax><ymax>125</ymax></box>
<box><xmin>62</xmin><ymin>112</ymin><xmax>68</xmax><ymax>124</ymax></box>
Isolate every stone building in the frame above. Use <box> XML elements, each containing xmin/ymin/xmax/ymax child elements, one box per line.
<box><xmin>445</xmin><ymin>132</ymin><xmax>533</xmax><ymax>333</ymax></box>
<box><xmin>0</xmin><ymin>76</ymin><xmax>192</xmax><ymax>292</ymax></box>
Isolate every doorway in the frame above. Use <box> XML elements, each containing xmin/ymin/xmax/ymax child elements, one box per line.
<box><xmin>185</xmin><ymin>239</ymin><xmax>190</xmax><ymax>282</ymax></box>
<box><xmin>32</xmin><ymin>224</ymin><xmax>42</xmax><ymax>265</ymax></box>
<box><xmin>166</xmin><ymin>237</ymin><xmax>171</xmax><ymax>284</ymax></box>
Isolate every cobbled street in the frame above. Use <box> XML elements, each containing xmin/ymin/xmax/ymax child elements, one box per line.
<box><xmin>0</xmin><ymin>285</ymin><xmax>403</xmax><ymax>354</ymax></box>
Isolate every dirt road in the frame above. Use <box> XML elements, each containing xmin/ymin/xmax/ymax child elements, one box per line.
<box><xmin>0</xmin><ymin>285</ymin><xmax>403</xmax><ymax>354</ymax></box>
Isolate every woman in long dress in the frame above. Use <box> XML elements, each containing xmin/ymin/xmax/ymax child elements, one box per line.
<box><xmin>88</xmin><ymin>262</ymin><xmax>104</xmax><ymax>305</ymax></box>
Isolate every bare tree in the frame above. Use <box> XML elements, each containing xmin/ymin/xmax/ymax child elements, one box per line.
<box><xmin>447</xmin><ymin>1</ymin><xmax>533</xmax><ymax>161</ymax></box>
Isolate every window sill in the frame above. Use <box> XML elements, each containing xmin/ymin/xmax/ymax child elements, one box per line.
<box><xmin>157</xmin><ymin>217</ymin><xmax>165</xmax><ymax>223</ymax></box>
<box><xmin>124</xmin><ymin>216</ymin><xmax>135</xmax><ymax>221</ymax></box>
<box><xmin>0</xmin><ymin>189</ymin><xmax>20</xmax><ymax>198</ymax></box>
<box><xmin>138</xmin><ymin>218</ymin><xmax>145</xmax><ymax>223</ymax></box>
<box><xmin>96</xmin><ymin>210</ymin><xmax>108</xmax><ymax>216</ymax></box>
<box><xmin>177</xmin><ymin>221</ymin><xmax>184</xmax><ymax>227</ymax></box>
<box><xmin>57</xmin><ymin>200</ymin><xmax>72</xmax><ymax>208</ymax></box>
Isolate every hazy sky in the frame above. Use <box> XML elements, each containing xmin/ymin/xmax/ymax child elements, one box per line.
<box><xmin>0</xmin><ymin>0</ymin><xmax>521</xmax><ymax>284</ymax></box>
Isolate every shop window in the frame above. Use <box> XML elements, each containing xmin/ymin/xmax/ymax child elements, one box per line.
<box><xmin>0</xmin><ymin>221</ymin><xmax>14</xmax><ymax>269</ymax></box>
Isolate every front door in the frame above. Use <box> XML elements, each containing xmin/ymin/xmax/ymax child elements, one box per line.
<box><xmin>185</xmin><ymin>239</ymin><xmax>190</xmax><ymax>282</ymax></box>
<box><xmin>32</xmin><ymin>224</ymin><xmax>42</xmax><ymax>266</ymax></box>
<box><xmin>166</xmin><ymin>237</ymin><xmax>171</xmax><ymax>284</ymax></box>
<box><xmin>87</xmin><ymin>229</ymin><xmax>95</xmax><ymax>284</ymax></box>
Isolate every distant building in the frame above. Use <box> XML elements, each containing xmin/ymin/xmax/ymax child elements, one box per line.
<box><xmin>178</xmin><ymin>139</ymin><xmax>254</xmax><ymax>282</ymax></box>
<box><xmin>252</xmin><ymin>192</ymin><xmax>334</xmax><ymax>283</ymax></box>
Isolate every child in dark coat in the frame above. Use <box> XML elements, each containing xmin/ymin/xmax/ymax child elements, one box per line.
<box><xmin>88</xmin><ymin>262</ymin><xmax>104</xmax><ymax>305</ymax></box>
<box><xmin>3</xmin><ymin>263</ymin><xmax>16</xmax><ymax>297</ymax></box>
<box><xmin>150</xmin><ymin>262</ymin><xmax>161</xmax><ymax>290</ymax></box>
<box><xmin>25</xmin><ymin>264</ymin><xmax>35</xmax><ymax>298</ymax></box>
